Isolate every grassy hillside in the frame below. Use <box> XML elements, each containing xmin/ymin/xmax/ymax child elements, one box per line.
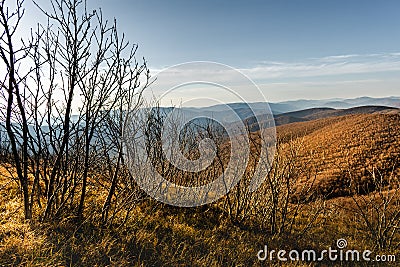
<box><xmin>0</xmin><ymin>112</ymin><xmax>399</xmax><ymax>266</ymax></box>
<box><xmin>276</xmin><ymin>113</ymin><xmax>400</xmax><ymax>199</ymax></box>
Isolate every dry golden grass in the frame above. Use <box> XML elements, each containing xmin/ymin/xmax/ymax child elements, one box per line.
<box><xmin>0</xmin><ymin>113</ymin><xmax>399</xmax><ymax>266</ymax></box>
<box><xmin>277</xmin><ymin>113</ymin><xmax>400</xmax><ymax>199</ymax></box>
<box><xmin>0</xmin><ymin>179</ymin><xmax>398</xmax><ymax>266</ymax></box>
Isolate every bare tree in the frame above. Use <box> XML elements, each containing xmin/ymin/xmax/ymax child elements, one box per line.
<box><xmin>0</xmin><ymin>0</ymin><xmax>149</xmax><ymax>221</ymax></box>
<box><xmin>0</xmin><ymin>0</ymin><xmax>34</xmax><ymax>219</ymax></box>
<box><xmin>248</xmin><ymin>135</ymin><xmax>324</xmax><ymax>237</ymax></box>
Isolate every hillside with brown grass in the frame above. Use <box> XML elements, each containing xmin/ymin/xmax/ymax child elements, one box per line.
<box><xmin>1</xmin><ymin>0</ymin><xmax>399</xmax><ymax>265</ymax></box>
<box><xmin>0</xmin><ymin>109</ymin><xmax>399</xmax><ymax>266</ymax></box>
<box><xmin>275</xmin><ymin>112</ymin><xmax>400</xmax><ymax>200</ymax></box>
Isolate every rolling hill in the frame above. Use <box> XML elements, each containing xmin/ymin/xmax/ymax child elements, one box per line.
<box><xmin>274</xmin><ymin>111</ymin><xmax>400</xmax><ymax>200</ymax></box>
<box><xmin>243</xmin><ymin>105</ymin><xmax>399</xmax><ymax>131</ymax></box>
<box><xmin>215</xmin><ymin>104</ymin><xmax>400</xmax><ymax>200</ymax></box>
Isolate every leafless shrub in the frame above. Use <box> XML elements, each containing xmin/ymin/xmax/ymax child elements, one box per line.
<box><xmin>250</xmin><ymin>136</ymin><xmax>325</xmax><ymax>237</ymax></box>
<box><xmin>349</xmin><ymin>168</ymin><xmax>400</xmax><ymax>250</ymax></box>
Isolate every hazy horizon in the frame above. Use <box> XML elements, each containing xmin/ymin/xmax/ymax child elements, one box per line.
<box><xmin>155</xmin><ymin>95</ymin><xmax>400</xmax><ymax>108</ymax></box>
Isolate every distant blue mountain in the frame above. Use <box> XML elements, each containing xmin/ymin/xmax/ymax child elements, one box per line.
<box><xmin>157</xmin><ymin>96</ymin><xmax>400</xmax><ymax>124</ymax></box>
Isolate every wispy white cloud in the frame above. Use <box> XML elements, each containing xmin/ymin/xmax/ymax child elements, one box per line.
<box><xmin>240</xmin><ymin>52</ymin><xmax>400</xmax><ymax>80</ymax></box>
<box><xmin>145</xmin><ymin>53</ymin><xmax>400</xmax><ymax>105</ymax></box>
<box><xmin>316</xmin><ymin>53</ymin><xmax>382</xmax><ymax>62</ymax></box>
<box><xmin>148</xmin><ymin>53</ymin><xmax>400</xmax><ymax>82</ymax></box>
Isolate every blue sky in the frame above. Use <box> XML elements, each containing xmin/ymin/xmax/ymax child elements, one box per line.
<box><xmin>24</xmin><ymin>0</ymin><xmax>400</xmax><ymax>102</ymax></box>
<box><xmin>85</xmin><ymin>0</ymin><xmax>400</xmax><ymax>66</ymax></box>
